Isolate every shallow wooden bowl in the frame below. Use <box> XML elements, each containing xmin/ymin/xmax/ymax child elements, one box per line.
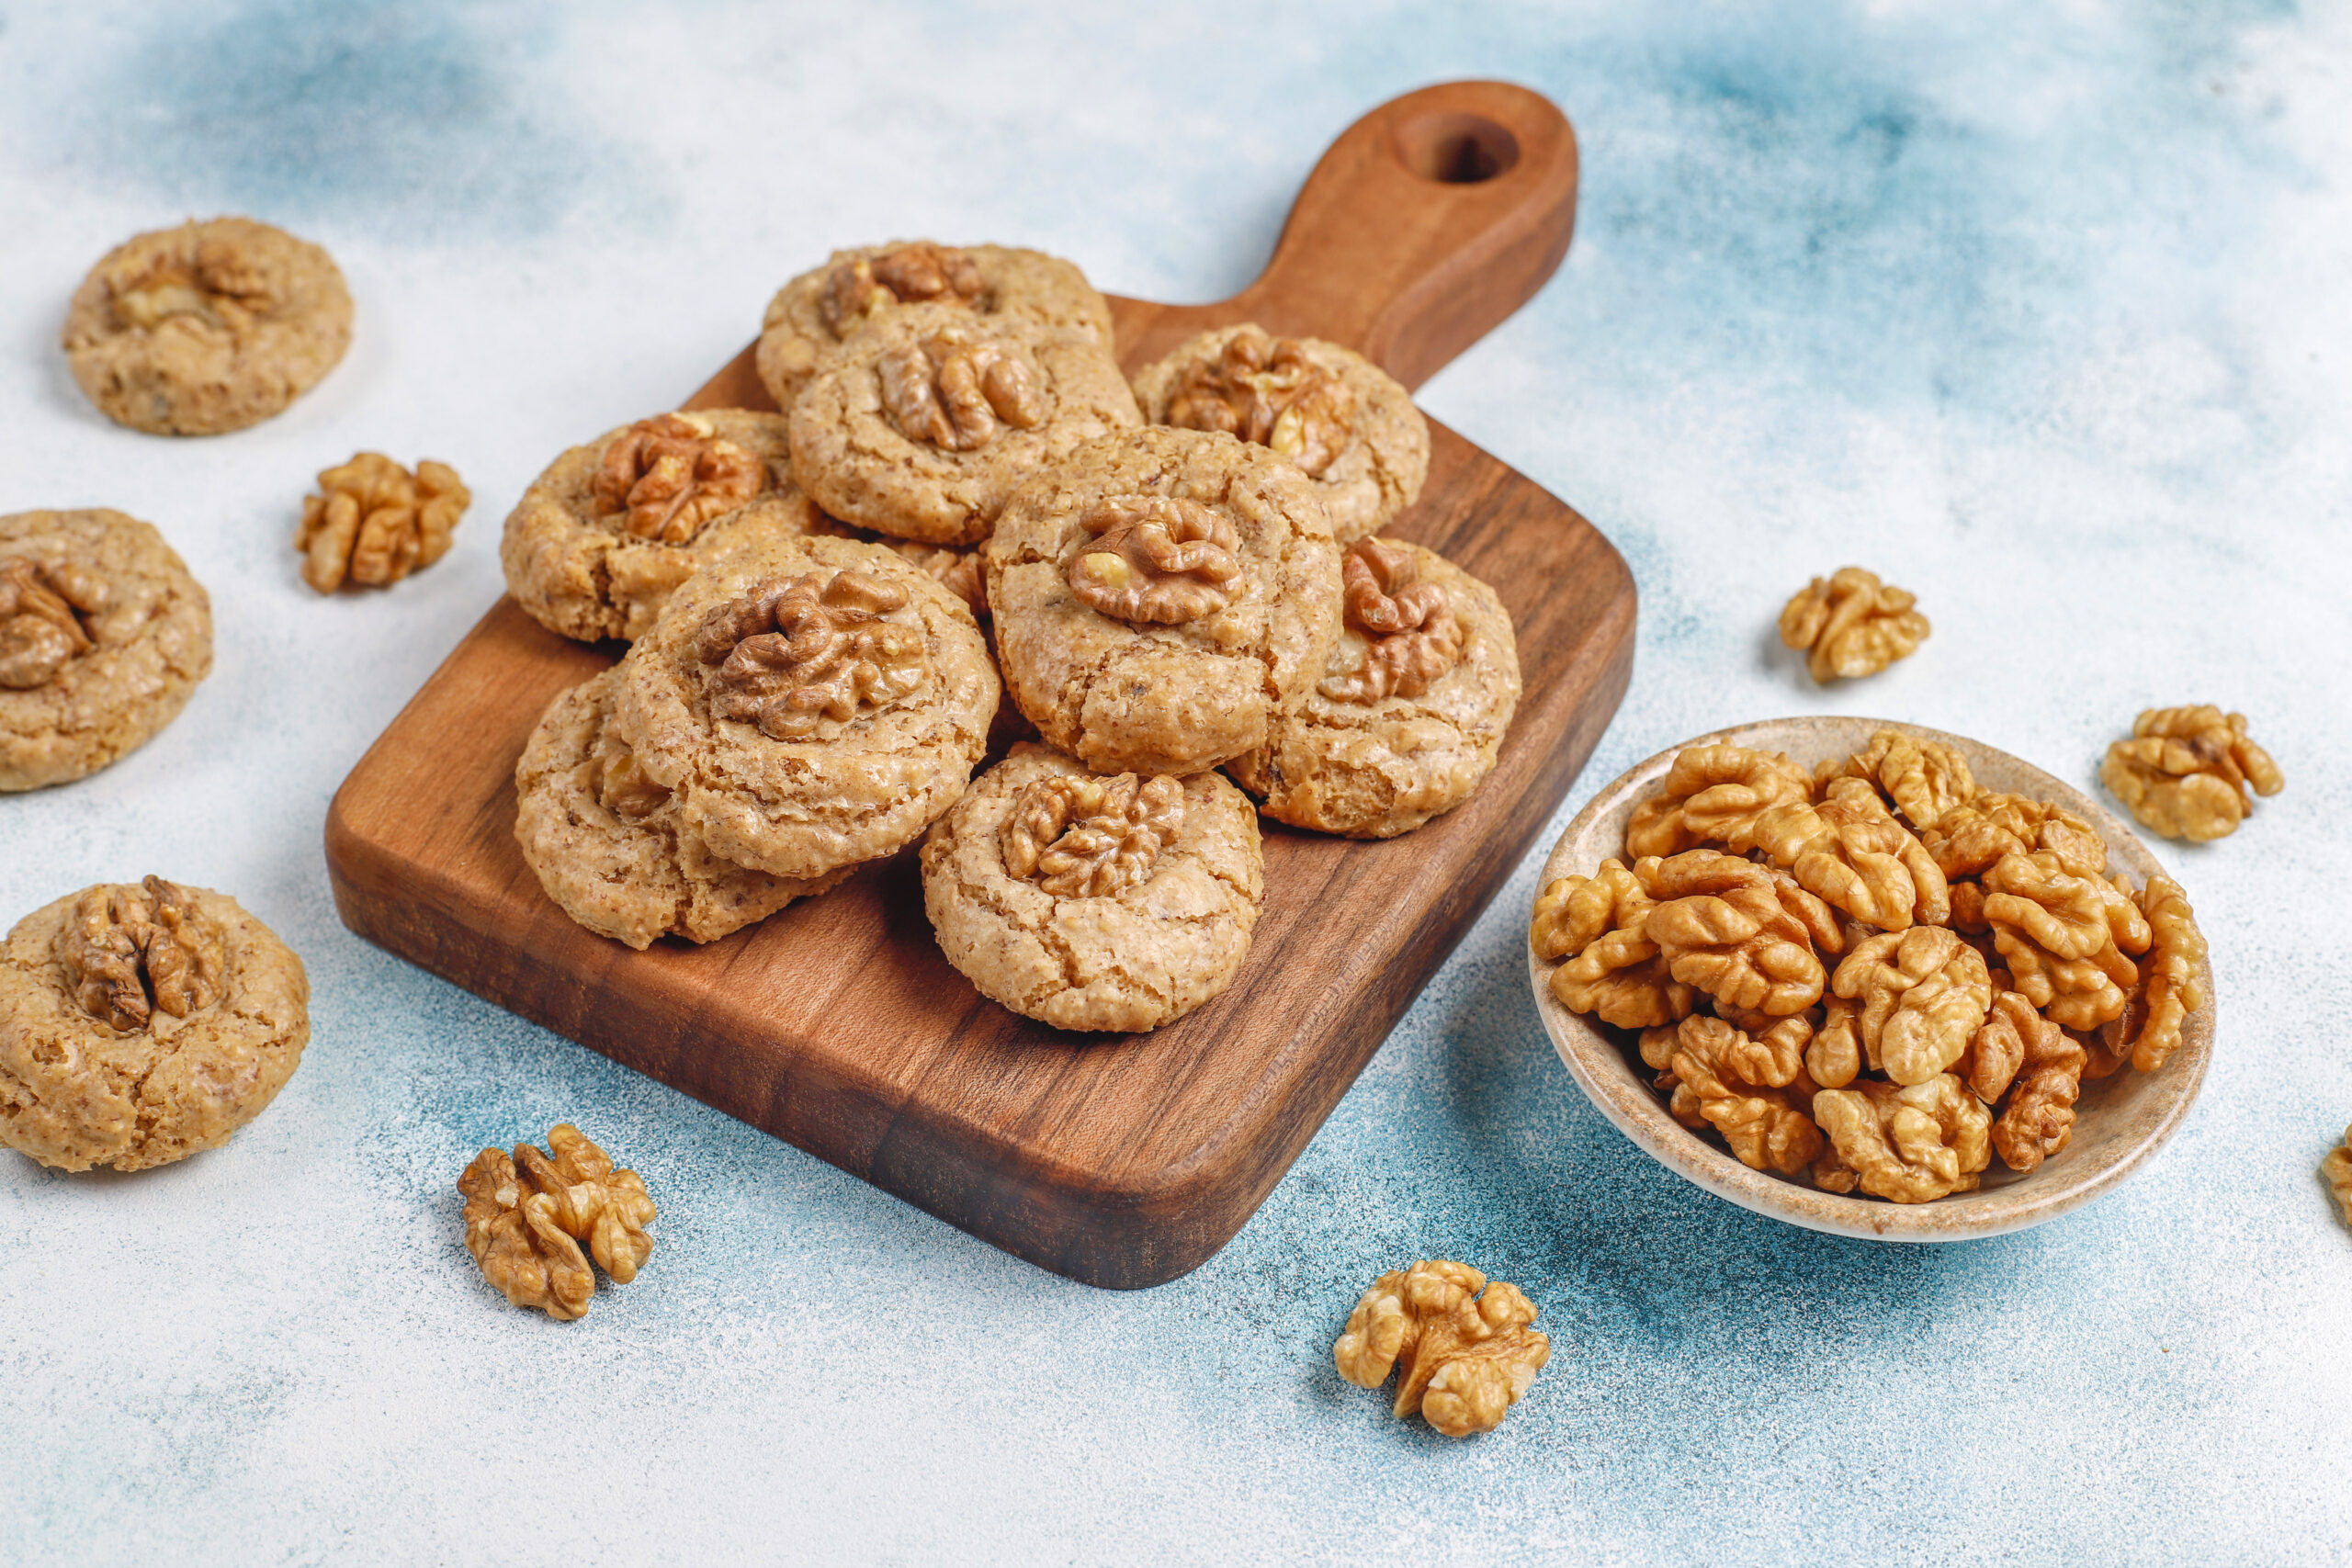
<box><xmin>1527</xmin><ymin>716</ymin><xmax>2215</xmax><ymax>1241</ymax></box>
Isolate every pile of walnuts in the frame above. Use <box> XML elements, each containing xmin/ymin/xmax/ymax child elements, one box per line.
<box><xmin>1532</xmin><ymin>728</ymin><xmax>2210</xmax><ymax>1203</ymax></box>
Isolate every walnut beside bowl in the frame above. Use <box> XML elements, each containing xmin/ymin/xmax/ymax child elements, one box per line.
<box><xmin>1527</xmin><ymin>716</ymin><xmax>2215</xmax><ymax>1242</ymax></box>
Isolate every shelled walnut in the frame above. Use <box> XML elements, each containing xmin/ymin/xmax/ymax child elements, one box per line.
<box><xmin>694</xmin><ymin>570</ymin><xmax>927</xmax><ymax>739</ymax></box>
<box><xmin>879</xmin><ymin>328</ymin><xmax>1046</xmax><ymax>451</ymax></box>
<box><xmin>1812</xmin><ymin>1074</ymin><xmax>1992</xmax><ymax>1202</ymax></box>
<box><xmin>0</xmin><ymin>557</ymin><xmax>107</xmax><ymax>689</ymax></box>
<box><xmin>1982</xmin><ymin>993</ymin><xmax>2088</xmax><ymax>1173</ymax></box>
<box><xmin>1817</xmin><ymin>728</ymin><xmax>1976</xmax><ymax>831</ymax></box>
<box><xmin>1662</xmin><ymin>1014</ymin><xmax>1824</xmax><ymax>1176</ymax></box>
<box><xmin>1000</xmin><ymin>771</ymin><xmax>1184</xmax><ymax>897</ymax></box>
<box><xmin>1778</xmin><ymin>567</ymin><xmax>1929</xmax><ymax>682</ymax></box>
<box><xmin>110</xmin><ymin>231</ymin><xmax>275</xmax><ymax>333</ymax></box>
<box><xmin>1921</xmin><ymin>791</ymin><xmax>2106</xmax><ymax>880</ymax></box>
<box><xmin>1830</xmin><ymin>926</ymin><xmax>1991</xmax><ymax>1087</ymax></box>
<box><xmin>890</xmin><ymin>540</ymin><xmax>987</xmax><ymax>615</ymax></box>
<box><xmin>1747</xmin><ymin>776</ymin><xmax>1950</xmax><ymax>931</ymax></box>
<box><xmin>592</xmin><ymin>413</ymin><xmax>765</xmax><ymax>544</ymax></box>
<box><xmin>297</xmin><ymin>452</ymin><xmax>469</xmax><ymax>592</ymax></box>
<box><xmin>1333</xmin><ymin>1260</ymin><xmax>1550</xmax><ymax>1437</ymax></box>
<box><xmin>1532</xmin><ymin>858</ymin><xmax>1694</xmax><ymax>1030</ymax></box>
<box><xmin>2324</xmin><ymin>1128</ymin><xmax>2352</xmax><ymax>1230</ymax></box>
<box><xmin>54</xmin><ymin>874</ymin><xmax>225</xmax><ymax>1032</ymax></box>
<box><xmin>2100</xmin><ymin>706</ymin><xmax>2282</xmax><ymax>841</ymax></box>
<box><xmin>458</xmin><ymin>1123</ymin><xmax>656</xmax><ymax>1320</ymax></box>
<box><xmin>1163</xmin><ymin>326</ymin><xmax>1355</xmax><ymax>477</ymax></box>
<box><xmin>1624</xmin><ymin>744</ymin><xmax>1813</xmax><ymax>860</ymax></box>
<box><xmin>1639</xmin><ymin>850</ymin><xmax>1838</xmax><ymax>1017</ymax></box>
<box><xmin>821</xmin><ymin>243</ymin><xmax>984</xmax><ymax>333</ymax></box>
<box><xmin>1317</xmin><ymin>538</ymin><xmax>1462</xmax><ymax>703</ymax></box>
<box><xmin>1064</xmin><ymin>495</ymin><xmax>1241</xmax><ymax>626</ymax></box>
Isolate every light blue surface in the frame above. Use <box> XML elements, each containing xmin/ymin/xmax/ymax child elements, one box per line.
<box><xmin>4</xmin><ymin>3</ymin><xmax>2349</xmax><ymax>1562</ymax></box>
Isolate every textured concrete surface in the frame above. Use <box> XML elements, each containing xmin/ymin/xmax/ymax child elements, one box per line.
<box><xmin>3</xmin><ymin>2</ymin><xmax>2348</xmax><ymax>1562</ymax></box>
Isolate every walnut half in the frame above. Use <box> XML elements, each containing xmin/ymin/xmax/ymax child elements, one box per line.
<box><xmin>53</xmin><ymin>875</ymin><xmax>226</xmax><ymax>1032</ymax></box>
<box><xmin>1064</xmin><ymin>495</ymin><xmax>1242</xmax><ymax>626</ymax></box>
<box><xmin>591</xmin><ymin>413</ymin><xmax>766</xmax><ymax>544</ymax></box>
<box><xmin>457</xmin><ymin>1124</ymin><xmax>657</xmax><ymax>1321</ymax></box>
<box><xmin>1000</xmin><ymin>771</ymin><xmax>1184</xmax><ymax>897</ymax></box>
<box><xmin>2100</xmin><ymin>705</ymin><xmax>2282</xmax><ymax>841</ymax></box>
<box><xmin>0</xmin><ymin>557</ymin><xmax>107</xmax><ymax>689</ymax></box>
<box><xmin>1317</xmin><ymin>538</ymin><xmax>1463</xmax><ymax>703</ymax></box>
<box><xmin>1334</xmin><ymin>1260</ymin><xmax>1550</xmax><ymax>1437</ymax></box>
<box><xmin>821</xmin><ymin>243</ymin><xmax>985</xmax><ymax>334</ymax></box>
<box><xmin>879</xmin><ymin>329</ymin><xmax>1046</xmax><ymax>451</ymax></box>
<box><xmin>1778</xmin><ymin>566</ymin><xmax>1929</xmax><ymax>682</ymax></box>
<box><xmin>695</xmin><ymin>570</ymin><xmax>929</xmax><ymax>739</ymax></box>
<box><xmin>1163</xmin><ymin>326</ymin><xmax>1355</xmax><ymax>477</ymax></box>
<box><xmin>297</xmin><ymin>452</ymin><xmax>469</xmax><ymax>592</ymax></box>
<box><xmin>2325</xmin><ymin>1126</ymin><xmax>2352</xmax><ymax>1231</ymax></box>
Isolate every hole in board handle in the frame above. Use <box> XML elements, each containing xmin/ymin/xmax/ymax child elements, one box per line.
<box><xmin>1393</xmin><ymin>111</ymin><xmax>1521</xmax><ymax>185</ymax></box>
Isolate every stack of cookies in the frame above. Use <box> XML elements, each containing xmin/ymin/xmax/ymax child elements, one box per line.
<box><xmin>502</xmin><ymin>241</ymin><xmax>1522</xmax><ymax>1033</ymax></box>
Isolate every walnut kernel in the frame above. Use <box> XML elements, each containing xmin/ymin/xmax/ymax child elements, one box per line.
<box><xmin>0</xmin><ymin>557</ymin><xmax>107</xmax><ymax>690</ymax></box>
<box><xmin>1317</xmin><ymin>538</ymin><xmax>1464</xmax><ymax>703</ymax></box>
<box><xmin>53</xmin><ymin>875</ymin><xmax>225</xmax><ymax>1032</ymax></box>
<box><xmin>1984</xmin><ymin>993</ymin><xmax>2088</xmax><ymax>1173</ymax></box>
<box><xmin>879</xmin><ymin>329</ymin><xmax>1046</xmax><ymax>451</ymax></box>
<box><xmin>1000</xmin><ymin>772</ymin><xmax>1185</xmax><ymax>897</ymax></box>
<box><xmin>1333</xmin><ymin>1260</ymin><xmax>1550</xmax><ymax>1437</ymax></box>
<box><xmin>1639</xmin><ymin>850</ymin><xmax>1837</xmax><ymax>1017</ymax></box>
<box><xmin>2099</xmin><ymin>705</ymin><xmax>2282</xmax><ymax>841</ymax></box>
<box><xmin>1064</xmin><ymin>495</ymin><xmax>1242</xmax><ymax>626</ymax></box>
<box><xmin>891</xmin><ymin>541</ymin><xmax>987</xmax><ymax>615</ymax></box>
<box><xmin>1818</xmin><ymin>728</ymin><xmax>1977</xmax><ymax>831</ymax></box>
<box><xmin>1778</xmin><ymin>566</ymin><xmax>1929</xmax><ymax>682</ymax></box>
<box><xmin>2123</xmin><ymin>875</ymin><xmax>2205</xmax><ymax>1073</ymax></box>
<box><xmin>108</xmin><ymin>231</ymin><xmax>275</xmax><ymax>333</ymax></box>
<box><xmin>297</xmin><ymin>452</ymin><xmax>469</xmax><ymax>592</ymax></box>
<box><xmin>695</xmin><ymin>570</ymin><xmax>928</xmax><ymax>739</ymax></box>
<box><xmin>1811</xmin><ymin>1074</ymin><xmax>1992</xmax><ymax>1202</ymax></box>
<box><xmin>1921</xmin><ymin>791</ymin><xmax>2107</xmax><ymax>881</ymax></box>
<box><xmin>820</xmin><ymin>243</ymin><xmax>985</xmax><ymax>333</ymax></box>
<box><xmin>591</xmin><ymin>413</ymin><xmax>766</xmax><ymax>544</ymax></box>
<box><xmin>1532</xmin><ymin>857</ymin><xmax>1694</xmax><ymax>1030</ymax></box>
<box><xmin>1830</xmin><ymin>926</ymin><xmax>1991</xmax><ymax>1087</ymax></box>
<box><xmin>1624</xmin><ymin>744</ymin><xmax>1813</xmax><ymax>860</ymax></box>
<box><xmin>2325</xmin><ymin>1128</ymin><xmax>2352</xmax><ymax>1230</ymax></box>
<box><xmin>458</xmin><ymin>1124</ymin><xmax>656</xmax><ymax>1320</ymax></box>
<box><xmin>1747</xmin><ymin>776</ymin><xmax>1950</xmax><ymax>931</ymax></box>
<box><xmin>1663</xmin><ymin>1014</ymin><xmax>1825</xmax><ymax>1176</ymax></box>
<box><xmin>1163</xmin><ymin>326</ymin><xmax>1355</xmax><ymax>477</ymax></box>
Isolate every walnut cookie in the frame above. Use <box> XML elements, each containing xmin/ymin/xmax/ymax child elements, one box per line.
<box><xmin>2</xmin><ymin>509</ymin><xmax>213</xmax><ymax>793</ymax></box>
<box><xmin>1227</xmin><ymin>536</ymin><xmax>1520</xmax><ymax>838</ymax></box>
<box><xmin>920</xmin><ymin>744</ymin><xmax>1263</xmax><ymax>1032</ymax></box>
<box><xmin>1131</xmin><ymin>323</ymin><xmax>1430</xmax><ymax>544</ymax></box>
<box><xmin>62</xmin><ymin>217</ymin><xmax>352</xmax><ymax>436</ymax></box>
<box><xmin>610</xmin><ymin>533</ymin><xmax>999</xmax><ymax>880</ymax></box>
<box><xmin>755</xmin><ymin>241</ymin><xmax>1114</xmax><ymax>410</ymax></box>
<box><xmin>985</xmin><ymin>427</ymin><xmax>1342</xmax><ymax>777</ymax></box>
<box><xmin>503</xmin><ymin>410</ymin><xmax>825</xmax><ymax>642</ymax></box>
<box><xmin>0</xmin><ymin>878</ymin><xmax>310</xmax><ymax>1172</ymax></box>
<box><xmin>514</xmin><ymin>668</ymin><xmax>851</xmax><ymax>949</ymax></box>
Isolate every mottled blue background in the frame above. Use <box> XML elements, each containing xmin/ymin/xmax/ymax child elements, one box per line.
<box><xmin>3</xmin><ymin>3</ymin><xmax>2347</xmax><ymax>1562</ymax></box>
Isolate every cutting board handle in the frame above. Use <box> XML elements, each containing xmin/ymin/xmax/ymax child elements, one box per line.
<box><xmin>1211</xmin><ymin>80</ymin><xmax>1578</xmax><ymax>390</ymax></box>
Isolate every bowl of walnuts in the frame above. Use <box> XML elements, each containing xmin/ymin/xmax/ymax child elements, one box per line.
<box><xmin>1527</xmin><ymin>716</ymin><xmax>2214</xmax><ymax>1240</ymax></box>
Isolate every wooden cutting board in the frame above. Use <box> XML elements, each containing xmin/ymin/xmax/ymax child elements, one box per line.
<box><xmin>325</xmin><ymin>82</ymin><xmax>1635</xmax><ymax>1289</ymax></box>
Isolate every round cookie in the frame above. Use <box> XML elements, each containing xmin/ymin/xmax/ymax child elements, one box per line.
<box><xmin>920</xmin><ymin>743</ymin><xmax>1263</xmax><ymax>1032</ymax></box>
<box><xmin>984</xmin><ymin>426</ymin><xmax>1342</xmax><ymax>777</ymax></box>
<box><xmin>1</xmin><ymin>509</ymin><xmax>213</xmax><ymax>793</ymax></box>
<box><xmin>0</xmin><ymin>877</ymin><xmax>310</xmax><ymax>1172</ymax></box>
<box><xmin>611</xmin><ymin>533</ymin><xmax>999</xmax><ymax>879</ymax></box>
<box><xmin>62</xmin><ymin>217</ymin><xmax>353</xmax><ymax>436</ymax></box>
<box><xmin>787</xmin><ymin>301</ymin><xmax>1140</xmax><ymax>547</ymax></box>
<box><xmin>1227</xmin><ymin>538</ymin><xmax>1521</xmax><ymax>838</ymax></box>
<box><xmin>502</xmin><ymin>410</ymin><xmax>827</xmax><ymax>643</ymax></box>
<box><xmin>1131</xmin><ymin>323</ymin><xmax>1430</xmax><ymax>544</ymax></box>
<box><xmin>514</xmin><ymin>668</ymin><xmax>849</xmax><ymax>949</ymax></box>
<box><xmin>755</xmin><ymin>240</ymin><xmax>1114</xmax><ymax>410</ymax></box>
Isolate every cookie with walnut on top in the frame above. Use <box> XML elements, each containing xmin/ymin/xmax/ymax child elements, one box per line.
<box><xmin>1131</xmin><ymin>323</ymin><xmax>1430</xmax><ymax>544</ymax></box>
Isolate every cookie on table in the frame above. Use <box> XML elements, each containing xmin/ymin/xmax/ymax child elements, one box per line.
<box><xmin>1131</xmin><ymin>323</ymin><xmax>1429</xmax><ymax>544</ymax></box>
<box><xmin>1227</xmin><ymin>538</ymin><xmax>1521</xmax><ymax>838</ymax></box>
<box><xmin>985</xmin><ymin>426</ymin><xmax>1341</xmax><ymax>776</ymax></box>
<box><xmin>62</xmin><ymin>217</ymin><xmax>352</xmax><ymax>436</ymax></box>
<box><xmin>787</xmin><ymin>301</ymin><xmax>1139</xmax><ymax>547</ymax></box>
<box><xmin>502</xmin><ymin>410</ymin><xmax>825</xmax><ymax>642</ymax></box>
<box><xmin>610</xmin><ymin>533</ymin><xmax>999</xmax><ymax>879</ymax></box>
<box><xmin>921</xmin><ymin>743</ymin><xmax>1263</xmax><ymax>1032</ymax></box>
<box><xmin>514</xmin><ymin>667</ymin><xmax>849</xmax><ymax>949</ymax></box>
<box><xmin>1</xmin><ymin>509</ymin><xmax>213</xmax><ymax>793</ymax></box>
<box><xmin>0</xmin><ymin>876</ymin><xmax>310</xmax><ymax>1171</ymax></box>
<box><xmin>755</xmin><ymin>241</ymin><xmax>1114</xmax><ymax>410</ymax></box>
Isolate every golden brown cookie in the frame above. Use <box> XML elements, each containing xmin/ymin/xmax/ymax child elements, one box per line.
<box><xmin>755</xmin><ymin>241</ymin><xmax>1114</xmax><ymax>410</ymax></box>
<box><xmin>1131</xmin><ymin>324</ymin><xmax>1429</xmax><ymax>543</ymax></box>
<box><xmin>786</xmin><ymin>302</ymin><xmax>1140</xmax><ymax>547</ymax></box>
<box><xmin>62</xmin><ymin>217</ymin><xmax>352</xmax><ymax>435</ymax></box>
<box><xmin>514</xmin><ymin>668</ymin><xmax>848</xmax><ymax>949</ymax></box>
<box><xmin>920</xmin><ymin>744</ymin><xmax>1263</xmax><ymax>1032</ymax></box>
<box><xmin>0</xmin><ymin>877</ymin><xmax>310</xmax><ymax>1171</ymax></box>
<box><xmin>984</xmin><ymin>427</ymin><xmax>1341</xmax><ymax>776</ymax></box>
<box><xmin>1227</xmin><ymin>538</ymin><xmax>1520</xmax><ymax>838</ymax></box>
<box><xmin>1</xmin><ymin>509</ymin><xmax>213</xmax><ymax>793</ymax></box>
<box><xmin>501</xmin><ymin>410</ymin><xmax>824</xmax><ymax>642</ymax></box>
<box><xmin>611</xmin><ymin>533</ymin><xmax>999</xmax><ymax>879</ymax></box>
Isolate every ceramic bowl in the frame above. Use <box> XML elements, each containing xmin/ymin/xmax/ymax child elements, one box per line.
<box><xmin>1527</xmin><ymin>716</ymin><xmax>2214</xmax><ymax>1242</ymax></box>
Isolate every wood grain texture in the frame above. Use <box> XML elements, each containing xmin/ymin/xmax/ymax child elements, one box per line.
<box><xmin>324</xmin><ymin>81</ymin><xmax>1634</xmax><ymax>1288</ymax></box>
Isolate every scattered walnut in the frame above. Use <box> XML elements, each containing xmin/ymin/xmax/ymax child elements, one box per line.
<box><xmin>1830</xmin><ymin>926</ymin><xmax>1992</xmax><ymax>1087</ymax></box>
<box><xmin>458</xmin><ymin>1124</ymin><xmax>656</xmax><ymax>1320</ymax></box>
<box><xmin>1163</xmin><ymin>326</ymin><xmax>1356</xmax><ymax>477</ymax></box>
<box><xmin>1533</xmin><ymin>857</ymin><xmax>1695</xmax><ymax>1030</ymax></box>
<box><xmin>1920</xmin><ymin>791</ymin><xmax>2107</xmax><ymax>881</ymax></box>
<box><xmin>1663</xmin><ymin>1014</ymin><xmax>1826</xmax><ymax>1176</ymax></box>
<box><xmin>53</xmin><ymin>875</ymin><xmax>226</xmax><ymax>1032</ymax></box>
<box><xmin>1984</xmin><ymin>994</ymin><xmax>2088</xmax><ymax>1173</ymax></box>
<box><xmin>108</xmin><ymin>231</ymin><xmax>275</xmax><ymax>333</ymax></box>
<box><xmin>1623</xmin><ymin>744</ymin><xmax>1814</xmax><ymax>860</ymax></box>
<box><xmin>890</xmin><ymin>540</ymin><xmax>987</xmax><ymax>615</ymax></box>
<box><xmin>695</xmin><ymin>570</ymin><xmax>928</xmax><ymax>739</ymax></box>
<box><xmin>2123</xmin><ymin>874</ymin><xmax>2205</xmax><ymax>1073</ymax></box>
<box><xmin>2100</xmin><ymin>705</ymin><xmax>2282</xmax><ymax>841</ymax></box>
<box><xmin>879</xmin><ymin>329</ymin><xmax>1046</xmax><ymax>451</ymax></box>
<box><xmin>820</xmin><ymin>243</ymin><xmax>985</xmax><ymax>334</ymax></box>
<box><xmin>1811</xmin><ymin>1074</ymin><xmax>1992</xmax><ymax>1202</ymax></box>
<box><xmin>1778</xmin><ymin>567</ymin><xmax>1929</xmax><ymax>682</ymax></box>
<box><xmin>1317</xmin><ymin>538</ymin><xmax>1464</xmax><ymax>703</ymax></box>
<box><xmin>1639</xmin><ymin>850</ymin><xmax>1838</xmax><ymax>1016</ymax></box>
<box><xmin>1747</xmin><ymin>776</ymin><xmax>1950</xmax><ymax>931</ymax></box>
<box><xmin>2324</xmin><ymin>1128</ymin><xmax>2352</xmax><ymax>1230</ymax></box>
<box><xmin>999</xmin><ymin>771</ymin><xmax>1185</xmax><ymax>897</ymax></box>
<box><xmin>590</xmin><ymin>413</ymin><xmax>765</xmax><ymax>544</ymax></box>
<box><xmin>297</xmin><ymin>452</ymin><xmax>470</xmax><ymax>592</ymax></box>
<box><xmin>0</xmin><ymin>557</ymin><xmax>107</xmax><ymax>689</ymax></box>
<box><xmin>1996</xmin><ymin>926</ymin><xmax>2139</xmax><ymax>1032</ymax></box>
<box><xmin>1333</xmin><ymin>1260</ymin><xmax>1549</xmax><ymax>1438</ymax></box>
<box><xmin>1817</xmin><ymin>728</ymin><xmax>1977</xmax><ymax>832</ymax></box>
<box><xmin>1064</xmin><ymin>494</ymin><xmax>1243</xmax><ymax>626</ymax></box>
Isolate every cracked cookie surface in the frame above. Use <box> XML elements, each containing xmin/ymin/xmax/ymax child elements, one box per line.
<box><xmin>984</xmin><ymin>427</ymin><xmax>1341</xmax><ymax>776</ymax></box>
<box><xmin>514</xmin><ymin>667</ymin><xmax>850</xmax><ymax>949</ymax></box>
<box><xmin>1227</xmin><ymin>540</ymin><xmax>1520</xmax><ymax>838</ymax></box>
<box><xmin>0</xmin><ymin>882</ymin><xmax>309</xmax><ymax>1171</ymax></box>
<box><xmin>1</xmin><ymin>509</ymin><xmax>213</xmax><ymax>793</ymax></box>
<box><xmin>501</xmin><ymin>410</ymin><xmax>825</xmax><ymax>642</ymax></box>
<box><xmin>921</xmin><ymin>744</ymin><xmax>1263</xmax><ymax>1032</ymax></box>
<box><xmin>611</xmin><ymin>533</ymin><xmax>999</xmax><ymax>879</ymax></box>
